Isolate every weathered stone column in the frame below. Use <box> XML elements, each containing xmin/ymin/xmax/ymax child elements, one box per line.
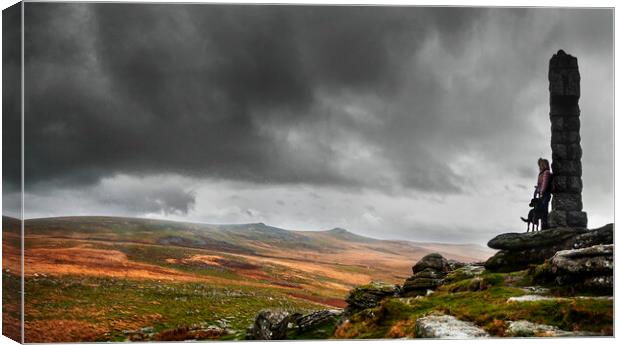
<box><xmin>548</xmin><ymin>50</ymin><xmax>587</xmax><ymax>228</ymax></box>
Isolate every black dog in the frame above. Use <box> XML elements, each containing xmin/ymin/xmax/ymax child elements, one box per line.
<box><xmin>520</xmin><ymin>198</ymin><xmax>543</xmax><ymax>232</ymax></box>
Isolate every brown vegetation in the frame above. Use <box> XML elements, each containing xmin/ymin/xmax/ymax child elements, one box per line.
<box><xmin>287</xmin><ymin>293</ymin><xmax>347</xmax><ymax>308</ymax></box>
<box><xmin>7</xmin><ymin>216</ymin><xmax>497</xmax><ymax>342</ymax></box>
<box><xmin>25</xmin><ymin>319</ymin><xmax>107</xmax><ymax>343</ymax></box>
<box><xmin>24</xmin><ymin>246</ymin><xmax>202</xmax><ymax>281</ymax></box>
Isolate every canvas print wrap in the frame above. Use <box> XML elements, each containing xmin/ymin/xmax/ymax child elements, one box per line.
<box><xmin>1</xmin><ymin>2</ymin><xmax>614</xmax><ymax>343</ymax></box>
<box><xmin>3</xmin><ymin>2</ymin><xmax>23</xmax><ymax>343</ymax></box>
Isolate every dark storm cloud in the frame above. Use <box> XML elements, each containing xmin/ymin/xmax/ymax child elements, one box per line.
<box><xmin>2</xmin><ymin>3</ymin><xmax>22</xmax><ymax>192</ymax></box>
<box><xmin>21</xmin><ymin>3</ymin><xmax>612</xmax><ymax>209</ymax></box>
<box><xmin>23</xmin><ymin>3</ymin><xmax>489</xmax><ymax>193</ymax></box>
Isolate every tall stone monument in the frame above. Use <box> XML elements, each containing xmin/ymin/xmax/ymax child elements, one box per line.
<box><xmin>548</xmin><ymin>50</ymin><xmax>587</xmax><ymax>228</ymax></box>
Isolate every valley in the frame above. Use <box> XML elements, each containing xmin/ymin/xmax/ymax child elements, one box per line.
<box><xmin>3</xmin><ymin>215</ymin><xmax>493</xmax><ymax>341</ymax></box>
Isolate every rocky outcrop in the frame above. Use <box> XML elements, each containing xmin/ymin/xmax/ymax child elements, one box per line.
<box><xmin>488</xmin><ymin>227</ymin><xmax>586</xmax><ymax>250</ymax></box>
<box><xmin>344</xmin><ymin>254</ymin><xmax>463</xmax><ymax>311</ymax></box>
<box><xmin>402</xmin><ymin>253</ymin><xmax>451</xmax><ymax>296</ymax></box>
<box><xmin>571</xmin><ymin>225</ymin><xmax>613</xmax><ymax>248</ymax></box>
<box><xmin>441</xmin><ymin>264</ymin><xmax>484</xmax><ymax>285</ymax></box>
<box><xmin>412</xmin><ymin>253</ymin><xmax>451</xmax><ymax>273</ymax></box>
<box><xmin>545</xmin><ymin>244</ymin><xmax>613</xmax><ymax>293</ymax></box>
<box><xmin>506</xmin><ymin>320</ymin><xmax>600</xmax><ymax>337</ymax></box>
<box><xmin>508</xmin><ymin>295</ymin><xmax>612</xmax><ymax>303</ymax></box>
<box><xmin>415</xmin><ymin>314</ymin><xmax>488</xmax><ymax>338</ymax></box>
<box><xmin>296</xmin><ymin>310</ymin><xmax>342</xmax><ymax>331</ymax></box>
<box><xmin>246</xmin><ymin>309</ymin><xmax>343</xmax><ymax>340</ymax></box>
<box><xmin>246</xmin><ymin>310</ymin><xmax>299</xmax><ymax>340</ymax></box>
<box><xmin>485</xmin><ymin>224</ymin><xmax>613</xmax><ymax>272</ymax></box>
<box><xmin>344</xmin><ymin>281</ymin><xmax>400</xmax><ymax>314</ymax></box>
<box><xmin>551</xmin><ymin>244</ymin><xmax>613</xmax><ymax>274</ymax></box>
<box><xmin>446</xmin><ymin>259</ymin><xmax>467</xmax><ymax>271</ymax></box>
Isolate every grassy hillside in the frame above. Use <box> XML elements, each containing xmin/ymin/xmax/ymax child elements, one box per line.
<box><xmin>334</xmin><ymin>269</ymin><xmax>613</xmax><ymax>339</ymax></box>
<box><xmin>3</xmin><ymin>215</ymin><xmax>494</xmax><ymax>342</ymax></box>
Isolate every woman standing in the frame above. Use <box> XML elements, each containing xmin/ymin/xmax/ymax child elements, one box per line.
<box><xmin>536</xmin><ymin>158</ymin><xmax>552</xmax><ymax>230</ymax></box>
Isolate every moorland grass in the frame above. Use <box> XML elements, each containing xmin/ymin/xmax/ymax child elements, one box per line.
<box><xmin>335</xmin><ymin>270</ymin><xmax>613</xmax><ymax>339</ymax></box>
<box><xmin>24</xmin><ymin>274</ymin><xmax>324</xmax><ymax>341</ymax></box>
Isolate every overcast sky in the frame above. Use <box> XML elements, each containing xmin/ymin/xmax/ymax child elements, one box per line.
<box><xmin>3</xmin><ymin>3</ymin><xmax>613</xmax><ymax>244</ymax></box>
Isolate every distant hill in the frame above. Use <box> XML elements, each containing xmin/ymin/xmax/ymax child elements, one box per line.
<box><xmin>310</xmin><ymin>227</ymin><xmax>380</xmax><ymax>243</ymax></box>
<box><xmin>7</xmin><ymin>214</ymin><xmax>496</xmax><ymax>294</ymax></box>
<box><xmin>17</xmin><ymin>215</ymin><xmax>493</xmax><ymax>262</ymax></box>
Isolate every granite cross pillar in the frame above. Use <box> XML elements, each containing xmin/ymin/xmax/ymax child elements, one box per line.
<box><xmin>548</xmin><ymin>50</ymin><xmax>587</xmax><ymax>228</ymax></box>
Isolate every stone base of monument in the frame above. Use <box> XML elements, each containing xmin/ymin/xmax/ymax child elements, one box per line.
<box><xmin>549</xmin><ymin>210</ymin><xmax>588</xmax><ymax>228</ymax></box>
<box><xmin>484</xmin><ymin>224</ymin><xmax>612</xmax><ymax>273</ymax></box>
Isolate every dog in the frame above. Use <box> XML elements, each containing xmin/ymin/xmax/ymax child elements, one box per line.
<box><xmin>520</xmin><ymin>197</ymin><xmax>543</xmax><ymax>232</ymax></box>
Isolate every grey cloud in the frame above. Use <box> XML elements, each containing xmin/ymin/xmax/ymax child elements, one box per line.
<box><xmin>2</xmin><ymin>3</ymin><xmax>22</xmax><ymax>192</ymax></box>
<box><xmin>86</xmin><ymin>174</ymin><xmax>197</xmax><ymax>215</ymax></box>
<box><xmin>381</xmin><ymin>222</ymin><xmax>496</xmax><ymax>245</ymax></box>
<box><xmin>22</xmin><ymin>4</ymin><xmax>493</xmax><ymax>194</ymax></box>
<box><xmin>98</xmin><ymin>184</ymin><xmax>196</xmax><ymax>216</ymax></box>
<box><xmin>23</xmin><ymin>174</ymin><xmax>196</xmax><ymax>217</ymax></box>
<box><xmin>12</xmin><ymin>4</ymin><xmax>613</xmax><ymax>236</ymax></box>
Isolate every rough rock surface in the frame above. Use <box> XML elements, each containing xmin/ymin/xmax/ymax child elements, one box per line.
<box><xmin>345</xmin><ymin>281</ymin><xmax>400</xmax><ymax>314</ymax></box>
<box><xmin>296</xmin><ymin>310</ymin><xmax>342</xmax><ymax>331</ymax></box>
<box><xmin>571</xmin><ymin>225</ymin><xmax>614</xmax><ymax>249</ymax></box>
<box><xmin>246</xmin><ymin>310</ymin><xmax>299</xmax><ymax>340</ymax></box>
<box><xmin>519</xmin><ymin>286</ymin><xmax>550</xmax><ymax>295</ymax></box>
<box><xmin>547</xmin><ymin>244</ymin><xmax>613</xmax><ymax>293</ymax></box>
<box><xmin>443</xmin><ymin>265</ymin><xmax>485</xmax><ymax>284</ymax></box>
<box><xmin>485</xmin><ymin>224</ymin><xmax>613</xmax><ymax>272</ymax></box>
<box><xmin>447</xmin><ymin>259</ymin><xmax>466</xmax><ymax>271</ymax></box>
<box><xmin>506</xmin><ymin>320</ymin><xmax>600</xmax><ymax>337</ymax></box>
<box><xmin>402</xmin><ymin>253</ymin><xmax>451</xmax><ymax>296</ymax></box>
<box><xmin>583</xmin><ymin>275</ymin><xmax>613</xmax><ymax>290</ymax></box>
<box><xmin>414</xmin><ymin>314</ymin><xmax>488</xmax><ymax>339</ymax></box>
<box><xmin>551</xmin><ymin>244</ymin><xmax>613</xmax><ymax>274</ymax></box>
<box><xmin>508</xmin><ymin>295</ymin><xmax>612</xmax><ymax>303</ymax></box>
<box><xmin>488</xmin><ymin>227</ymin><xmax>586</xmax><ymax>251</ymax></box>
<box><xmin>247</xmin><ymin>309</ymin><xmax>343</xmax><ymax>340</ymax></box>
<box><xmin>507</xmin><ymin>295</ymin><xmax>563</xmax><ymax>303</ymax></box>
<box><xmin>412</xmin><ymin>253</ymin><xmax>451</xmax><ymax>273</ymax></box>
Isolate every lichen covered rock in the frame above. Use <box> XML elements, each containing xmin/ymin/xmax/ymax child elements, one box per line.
<box><xmin>402</xmin><ymin>253</ymin><xmax>451</xmax><ymax>296</ymax></box>
<box><xmin>412</xmin><ymin>253</ymin><xmax>450</xmax><ymax>274</ymax></box>
<box><xmin>403</xmin><ymin>277</ymin><xmax>443</xmax><ymax>290</ymax></box>
<box><xmin>296</xmin><ymin>310</ymin><xmax>342</xmax><ymax>331</ymax></box>
<box><xmin>345</xmin><ymin>281</ymin><xmax>400</xmax><ymax>314</ymax></box>
<box><xmin>415</xmin><ymin>314</ymin><xmax>488</xmax><ymax>339</ymax></box>
<box><xmin>485</xmin><ymin>224</ymin><xmax>613</xmax><ymax>273</ymax></box>
<box><xmin>551</xmin><ymin>244</ymin><xmax>613</xmax><ymax>274</ymax></box>
<box><xmin>506</xmin><ymin>320</ymin><xmax>601</xmax><ymax>337</ymax></box>
<box><xmin>550</xmin><ymin>244</ymin><xmax>613</xmax><ymax>293</ymax></box>
<box><xmin>532</xmin><ymin>244</ymin><xmax>613</xmax><ymax>294</ymax></box>
<box><xmin>487</xmin><ymin>227</ymin><xmax>586</xmax><ymax>251</ymax></box>
<box><xmin>246</xmin><ymin>310</ymin><xmax>299</xmax><ymax>340</ymax></box>
<box><xmin>443</xmin><ymin>265</ymin><xmax>485</xmax><ymax>284</ymax></box>
<box><xmin>571</xmin><ymin>224</ymin><xmax>613</xmax><ymax>249</ymax></box>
